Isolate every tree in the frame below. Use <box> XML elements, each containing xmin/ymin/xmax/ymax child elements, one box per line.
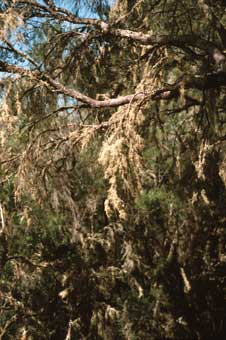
<box><xmin>0</xmin><ymin>0</ymin><xmax>226</xmax><ymax>339</ymax></box>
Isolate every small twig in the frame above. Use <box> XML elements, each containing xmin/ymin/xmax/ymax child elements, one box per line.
<box><xmin>23</xmin><ymin>106</ymin><xmax>77</xmax><ymax>129</ymax></box>
<box><xmin>6</xmin><ymin>255</ymin><xmax>48</xmax><ymax>269</ymax></box>
<box><xmin>0</xmin><ymin>315</ymin><xmax>17</xmax><ymax>340</ymax></box>
<box><xmin>115</xmin><ymin>0</ymin><xmax>145</xmax><ymax>24</ymax></box>
<box><xmin>180</xmin><ymin>267</ymin><xmax>191</xmax><ymax>293</ymax></box>
<box><xmin>0</xmin><ymin>155</ymin><xmax>21</xmax><ymax>166</ymax></box>
<box><xmin>65</xmin><ymin>319</ymin><xmax>73</xmax><ymax>340</ymax></box>
<box><xmin>0</xmin><ymin>203</ymin><xmax>5</xmax><ymax>234</ymax></box>
<box><xmin>3</xmin><ymin>38</ymin><xmax>38</xmax><ymax>68</ymax></box>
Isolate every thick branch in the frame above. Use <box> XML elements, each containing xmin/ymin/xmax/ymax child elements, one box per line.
<box><xmin>1</xmin><ymin>60</ymin><xmax>226</xmax><ymax>109</ymax></box>
<box><xmin>16</xmin><ymin>0</ymin><xmax>225</xmax><ymax>62</ymax></box>
<box><xmin>0</xmin><ymin>60</ymin><xmax>143</xmax><ymax>108</ymax></box>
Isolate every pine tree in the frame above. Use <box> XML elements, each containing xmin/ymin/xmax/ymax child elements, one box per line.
<box><xmin>0</xmin><ymin>0</ymin><xmax>226</xmax><ymax>338</ymax></box>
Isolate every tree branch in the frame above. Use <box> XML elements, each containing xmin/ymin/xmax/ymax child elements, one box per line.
<box><xmin>1</xmin><ymin>59</ymin><xmax>226</xmax><ymax>109</ymax></box>
<box><xmin>16</xmin><ymin>0</ymin><xmax>225</xmax><ymax>63</ymax></box>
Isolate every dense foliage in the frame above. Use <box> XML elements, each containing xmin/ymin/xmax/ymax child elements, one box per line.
<box><xmin>0</xmin><ymin>0</ymin><xmax>226</xmax><ymax>339</ymax></box>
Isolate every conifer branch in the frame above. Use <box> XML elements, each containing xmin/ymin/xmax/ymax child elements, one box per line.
<box><xmin>1</xmin><ymin>59</ymin><xmax>226</xmax><ymax>108</ymax></box>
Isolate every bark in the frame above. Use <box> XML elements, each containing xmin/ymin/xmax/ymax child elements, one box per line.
<box><xmin>16</xmin><ymin>1</ymin><xmax>225</xmax><ymax>63</ymax></box>
<box><xmin>1</xmin><ymin>60</ymin><xmax>226</xmax><ymax>109</ymax></box>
